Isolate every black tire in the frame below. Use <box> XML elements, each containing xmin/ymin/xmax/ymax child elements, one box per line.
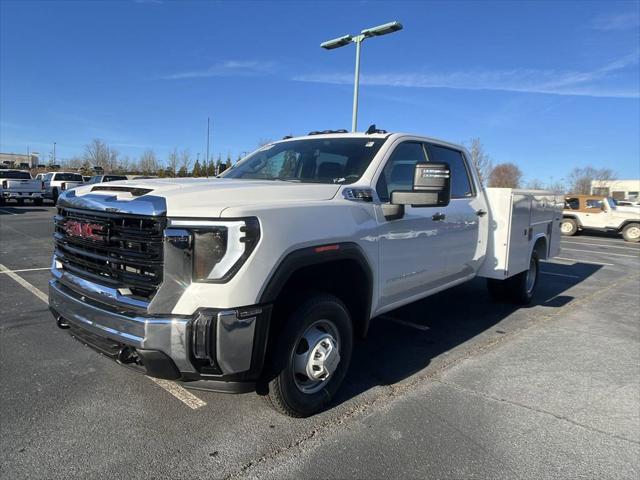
<box><xmin>621</xmin><ymin>223</ymin><xmax>640</xmax><ymax>243</ymax></box>
<box><xmin>16</xmin><ymin>198</ymin><xmax>24</xmax><ymax>206</ymax></box>
<box><xmin>34</xmin><ymin>198</ymin><xmax>43</xmax><ymax>206</ymax></box>
<box><xmin>266</xmin><ymin>294</ymin><xmax>353</xmax><ymax>417</ymax></box>
<box><xmin>560</xmin><ymin>218</ymin><xmax>577</xmax><ymax>236</ymax></box>
<box><xmin>487</xmin><ymin>251</ymin><xmax>539</xmax><ymax>305</ymax></box>
<box><xmin>0</xmin><ymin>198</ymin><xmax>5</xmax><ymax>206</ymax></box>
<box><xmin>52</xmin><ymin>188</ymin><xmax>59</xmax><ymax>205</ymax></box>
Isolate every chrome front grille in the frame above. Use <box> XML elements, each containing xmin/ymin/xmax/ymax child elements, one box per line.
<box><xmin>54</xmin><ymin>207</ymin><xmax>166</xmax><ymax>301</ymax></box>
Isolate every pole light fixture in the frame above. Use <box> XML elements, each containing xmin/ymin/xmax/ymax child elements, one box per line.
<box><xmin>320</xmin><ymin>21</ymin><xmax>403</xmax><ymax>132</ymax></box>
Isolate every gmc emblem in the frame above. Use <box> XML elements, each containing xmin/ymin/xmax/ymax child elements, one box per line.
<box><xmin>64</xmin><ymin>220</ymin><xmax>108</xmax><ymax>242</ymax></box>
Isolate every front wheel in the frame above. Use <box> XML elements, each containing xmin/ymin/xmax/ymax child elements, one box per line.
<box><xmin>560</xmin><ymin>218</ymin><xmax>578</xmax><ymax>236</ymax></box>
<box><xmin>51</xmin><ymin>188</ymin><xmax>59</xmax><ymax>205</ymax></box>
<box><xmin>622</xmin><ymin>223</ymin><xmax>640</xmax><ymax>243</ymax></box>
<box><xmin>266</xmin><ymin>294</ymin><xmax>353</xmax><ymax>417</ymax></box>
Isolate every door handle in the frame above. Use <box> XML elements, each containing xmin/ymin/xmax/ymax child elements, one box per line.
<box><xmin>475</xmin><ymin>209</ymin><xmax>487</xmax><ymax>217</ymax></box>
<box><xmin>432</xmin><ymin>212</ymin><xmax>446</xmax><ymax>221</ymax></box>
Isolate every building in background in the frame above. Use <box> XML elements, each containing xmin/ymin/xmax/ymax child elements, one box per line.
<box><xmin>591</xmin><ymin>179</ymin><xmax>640</xmax><ymax>201</ymax></box>
<box><xmin>0</xmin><ymin>152</ymin><xmax>40</xmax><ymax>168</ymax></box>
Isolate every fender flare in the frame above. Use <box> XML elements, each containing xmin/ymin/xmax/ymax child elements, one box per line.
<box><xmin>619</xmin><ymin>219</ymin><xmax>640</xmax><ymax>231</ymax></box>
<box><xmin>258</xmin><ymin>242</ymin><xmax>374</xmax><ymax>333</ymax></box>
<box><xmin>562</xmin><ymin>213</ymin><xmax>582</xmax><ymax>227</ymax></box>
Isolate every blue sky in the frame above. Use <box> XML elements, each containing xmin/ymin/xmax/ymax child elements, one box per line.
<box><xmin>1</xmin><ymin>0</ymin><xmax>638</xmax><ymax>183</ymax></box>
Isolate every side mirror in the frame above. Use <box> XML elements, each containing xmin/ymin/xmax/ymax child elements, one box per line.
<box><xmin>382</xmin><ymin>163</ymin><xmax>451</xmax><ymax>221</ymax></box>
<box><xmin>391</xmin><ymin>162</ymin><xmax>451</xmax><ymax>207</ymax></box>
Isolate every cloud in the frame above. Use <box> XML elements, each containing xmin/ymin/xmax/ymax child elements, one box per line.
<box><xmin>293</xmin><ymin>52</ymin><xmax>640</xmax><ymax>99</ymax></box>
<box><xmin>592</xmin><ymin>12</ymin><xmax>640</xmax><ymax>31</ymax></box>
<box><xmin>162</xmin><ymin>60</ymin><xmax>275</xmax><ymax>80</ymax></box>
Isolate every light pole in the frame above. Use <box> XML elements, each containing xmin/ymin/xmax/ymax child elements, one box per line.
<box><xmin>321</xmin><ymin>21</ymin><xmax>402</xmax><ymax>132</ymax></box>
<box><xmin>53</xmin><ymin>142</ymin><xmax>56</xmax><ymax>163</ymax></box>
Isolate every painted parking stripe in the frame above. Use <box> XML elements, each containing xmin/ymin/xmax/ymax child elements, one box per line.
<box><xmin>562</xmin><ymin>247</ymin><xmax>640</xmax><ymax>258</ymax></box>
<box><xmin>0</xmin><ymin>263</ymin><xmax>207</xmax><ymax>410</ymax></box>
<box><xmin>540</xmin><ymin>271</ymin><xmax>581</xmax><ymax>279</ymax></box>
<box><xmin>561</xmin><ymin>236</ymin><xmax>640</xmax><ymax>246</ymax></box>
<box><xmin>551</xmin><ymin>257</ymin><xmax>614</xmax><ymax>266</ymax></box>
<box><xmin>561</xmin><ymin>240</ymin><xmax>640</xmax><ymax>251</ymax></box>
<box><xmin>147</xmin><ymin>377</ymin><xmax>207</xmax><ymax>410</ymax></box>
<box><xmin>0</xmin><ymin>267</ymin><xmax>51</xmax><ymax>274</ymax></box>
<box><xmin>0</xmin><ymin>263</ymin><xmax>49</xmax><ymax>303</ymax></box>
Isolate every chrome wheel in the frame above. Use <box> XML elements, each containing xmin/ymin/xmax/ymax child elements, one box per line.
<box><xmin>292</xmin><ymin>320</ymin><xmax>341</xmax><ymax>394</ymax></box>
<box><xmin>525</xmin><ymin>256</ymin><xmax>537</xmax><ymax>295</ymax></box>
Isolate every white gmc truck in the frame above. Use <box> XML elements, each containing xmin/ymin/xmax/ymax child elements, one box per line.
<box><xmin>49</xmin><ymin>131</ymin><xmax>562</xmax><ymax>417</ymax></box>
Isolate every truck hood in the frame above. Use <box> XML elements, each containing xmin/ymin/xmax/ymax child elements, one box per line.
<box><xmin>59</xmin><ymin>178</ymin><xmax>341</xmax><ymax>217</ymax></box>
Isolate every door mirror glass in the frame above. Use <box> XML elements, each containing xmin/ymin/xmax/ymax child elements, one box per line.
<box><xmin>390</xmin><ymin>163</ymin><xmax>451</xmax><ymax>207</ymax></box>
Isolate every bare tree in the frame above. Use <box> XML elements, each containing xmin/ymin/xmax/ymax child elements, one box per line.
<box><xmin>546</xmin><ymin>179</ymin><xmax>567</xmax><ymax>194</ymax></box>
<box><xmin>567</xmin><ymin>166</ymin><xmax>616</xmax><ymax>194</ymax></box>
<box><xmin>119</xmin><ymin>155</ymin><xmax>132</xmax><ymax>173</ymax></box>
<box><xmin>466</xmin><ymin>138</ymin><xmax>493</xmax><ymax>185</ymax></box>
<box><xmin>83</xmin><ymin>139</ymin><xmax>110</xmax><ymax>170</ymax></box>
<box><xmin>167</xmin><ymin>148</ymin><xmax>180</xmax><ymax>177</ymax></box>
<box><xmin>488</xmin><ymin>163</ymin><xmax>523</xmax><ymax>188</ymax></box>
<box><xmin>179</xmin><ymin>149</ymin><xmax>192</xmax><ymax>174</ymax></box>
<box><xmin>525</xmin><ymin>178</ymin><xmax>545</xmax><ymax>190</ymax></box>
<box><xmin>139</xmin><ymin>149</ymin><xmax>159</xmax><ymax>174</ymax></box>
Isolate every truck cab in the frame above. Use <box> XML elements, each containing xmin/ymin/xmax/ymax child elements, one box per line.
<box><xmin>562</xmin><ymin>194</ymin><xmax>640</xmax><ymax>242</ymax></box>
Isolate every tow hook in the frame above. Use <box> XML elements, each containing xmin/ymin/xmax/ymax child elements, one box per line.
<box><xmin>117</xmin><ymin>346</ymin><xmax>140</xmax><ymax>365</ymax></box>
<box><xmin>56</xmin><ymin>316</ymin><xmax>70</xmax><ymax>329</ymax></box>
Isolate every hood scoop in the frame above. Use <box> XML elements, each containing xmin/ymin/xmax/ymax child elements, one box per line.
<box><xmin>91</xmin><ymin>185</ymin><xmax>153</xmax><ymax>197</ymax></box>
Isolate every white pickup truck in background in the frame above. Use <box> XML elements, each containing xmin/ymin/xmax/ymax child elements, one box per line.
<box><xmin>49</xmin><ymin>130</ymin><xmax>563</xmax><ymax>416</ymax></box>
<box><xmin>0</xmin><ymin>170</ymin><xmax>44</xmax><ymax>205</ymax></box>
<box><xmin>41</xmin><ymin>172</ymin><xmax>85</xmax><ymax>205</ymax></box>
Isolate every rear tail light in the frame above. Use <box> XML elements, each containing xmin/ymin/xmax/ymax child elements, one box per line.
<box><xmin>1</xmin><ymin>181</ymin><xmax>6</xmax><ymax>189</ymax></box>
<box><xmin>41</xmin><ymin>181</ymin><xmax>45</xmax><ymax>190</ymax></box>
<box><xmin>61</xmin><ymin>182</ymin><xmax>66</xmax><ymax>191</ymax></box>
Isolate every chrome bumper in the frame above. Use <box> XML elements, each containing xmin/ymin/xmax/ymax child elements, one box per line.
<box><xmin>49</xmin><ymin>278</ymin><xmax>195</xmax><ymax>374</ymax></box>
<box><xmin>49</xmin><ymin>276</ymin><xmax>266</xmax><ymax>379</ymax></box>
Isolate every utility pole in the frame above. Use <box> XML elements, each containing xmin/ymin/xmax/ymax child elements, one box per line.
<box><xmin>53</xmin><ymin>142</ymin><xmax>56</xmax><ymax>163</ymax></box>
<box><xmin>206</xmin><ymin>117</ymin><xmax>210</xmax><ymax>178</ymax></box>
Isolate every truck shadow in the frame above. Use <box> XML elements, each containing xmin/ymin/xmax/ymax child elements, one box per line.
<box><xmin>332</xmin><ymin>261</ymin><xmax>602</xmax><ymax>408</ymax></box>
<box><xmin>0</xmin><ymin>205</ymin><xmax>51</xmax><ymax>215</ymax></box>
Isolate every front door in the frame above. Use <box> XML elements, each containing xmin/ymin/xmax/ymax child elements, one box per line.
<box><xmin>374</xmin><ymin>141</ymin><xmax>453</xmax><ymax>312</ymax></box>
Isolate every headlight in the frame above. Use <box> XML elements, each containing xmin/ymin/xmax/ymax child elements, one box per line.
<box><xmin>168</xmin><ymin>218</ymin><xmax>260</xmax><ymax>282</ymax></box>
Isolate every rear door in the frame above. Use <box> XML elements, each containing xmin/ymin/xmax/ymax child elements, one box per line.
<box><xmin>425</xmin><ymin>143</ymin><xmax>485</xmax><ymax>279</ymax></box>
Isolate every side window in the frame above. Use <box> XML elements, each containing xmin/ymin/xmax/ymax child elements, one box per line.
<box><xmin>427</xmin><ymin>144</ymin><xmax>474</xmax><ymax>198</ymax></box>
<box><xmin>585</xmin><ymin>199</ymin><xmax>603</xmax><ymax>210</ymax></box>
<box><xmin>565</xmin><ymin>198</ymin><xmax>579</xmax><ymax>210</ymax></box>
<box><xmin>376</xmin><ymin>142</ymin><xmax>426</xmax><ymax>202</ymax></box>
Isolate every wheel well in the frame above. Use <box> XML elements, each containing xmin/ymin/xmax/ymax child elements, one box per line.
<box><xmin>533</xmin><ymin>236</ymin><xmax>548</xmax><ymax>260</ymax></box>
<box><xmin>619</xmin><ymin>220</ymin><xmax>640</xmax><ymax>231</ymax></box>
<box><xmin>562</xmin><ymin>215</ymin><xmax>581</xmax><ymax>227</ymax></box>
<box><xmin>269</xmin><ymin>259</ymin><xmax>371</xmax><ymax>339</ymax></box>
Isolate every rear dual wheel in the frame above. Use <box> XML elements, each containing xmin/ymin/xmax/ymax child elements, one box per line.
<box><xmin>266</xmin><ymin>294</ymin><xmax>353</xmax><ymax>418</ymax></box>
<box><xmin>487</xmin><ymin>251</ymin><xmax>539</xmax><ymax>305</ymax></box>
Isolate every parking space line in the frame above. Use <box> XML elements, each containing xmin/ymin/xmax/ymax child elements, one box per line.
<box><xmin>561</xmin><ymin>240</ymin><xmax>640</xmax><ymax>251</ymax></box>
<box><xmin>552</xmin><ymin>257</ymin><xmax>614</xmax><ymax>266</ymax></box>
<box><xmin>540</xmin><ymin>271</ymin><xmax>581</xmax><ymax>279</ymax></box>
<box><xmin>147</xmin><ymin>377</ymin><xmax>207</xmax><ymax>410</ymax></box>
<box><xmin>561</xmin><ymin>236</ymin><xmax>633</xmax><ymax>245</ymax></box>
<box><xmin>561</xmin><ymin>247</ymin><xmax>639</xmax><ymax>258</ymax></box>
<box><xmin>0</xmin><ymin>263</ymin><xmax>48</xmax><ymax>303</ymax></box>
<box><xmin>0</xmin><ymin>267</ymin><xmax>50</xmax><ymax>274</ymax></box>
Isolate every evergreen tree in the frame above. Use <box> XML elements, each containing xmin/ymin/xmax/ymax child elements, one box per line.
<box><xmin>192</xmin><ymin>159</ymin><xmax>202</xmax><ymax>177</ymax></box>
<box><xmin>177</xmin><ymin>166</ymin><xmax>188</xmax><ymax>177</ymax></box>
<box><xmin>207</xmin><ymin>159</ymin><xmax>216</xmax><ymax>177</ymax></box>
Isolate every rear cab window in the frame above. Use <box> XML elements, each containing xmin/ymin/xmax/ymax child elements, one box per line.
<box><xmin>55</xmin><ymin>173</ymin><xmax>83</xmax><ymax>181</ymax></box>
<box><xmin>0</xmin><ymin>171</ymin><xmax>31</xmax><ymax>179</ymax></box>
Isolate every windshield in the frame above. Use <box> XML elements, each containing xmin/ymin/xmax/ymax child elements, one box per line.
<box><xmin>0</xmin><ymin>171</ymin><xmax>31</xmax><ymax>179</ymax></box>
<box><xmin>87</xmin><ymin>176</ymin><xmax>102</xmax><ymax>184</ymax></box>
<box><xmin>221</xmin><ymin>137</ymin><xmax>386</xmax><ymax>184</ymax></box>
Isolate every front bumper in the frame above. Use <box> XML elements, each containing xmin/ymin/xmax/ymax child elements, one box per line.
<box><xmin>49</xmin><ymin>277</ymin><xmax>271</xmax><ymax>391</ymax></box>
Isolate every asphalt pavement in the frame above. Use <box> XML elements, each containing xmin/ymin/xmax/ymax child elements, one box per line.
<box><xmin>1</xmin><ymin>203</ymin><xmax>639</xmax><ymax>479</ymax></box>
